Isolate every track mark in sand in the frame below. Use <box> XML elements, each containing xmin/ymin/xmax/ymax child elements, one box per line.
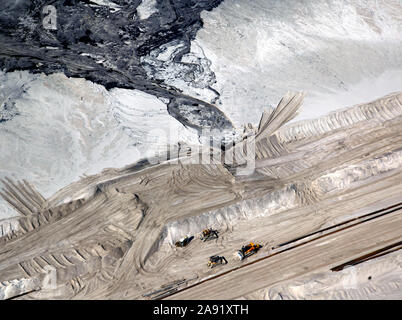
<box><xmin>1</xmin><ymin>92</ymin><xmax>401</xmax><ymax>299</ymax></box>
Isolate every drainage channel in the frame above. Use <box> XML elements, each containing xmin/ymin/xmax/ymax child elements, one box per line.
<box><xmin>272</xmin><ymin>201</ymin><xmax>402</xmax><ymax>250</ymax></box>
<box><xmin>331</xmin><ymin>241</ymin><xmax>402</xmax><ymax>271</ymax></box>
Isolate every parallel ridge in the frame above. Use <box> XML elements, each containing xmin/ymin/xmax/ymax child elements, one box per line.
<box><xmin>0</xmin><ymin>178</ymin><xmax>46</xmax><ymax>216</ymax></box>
<box><xmin>231</xmin><ymin>92</ymin><xmax>305</xmax><ymax>166</ymax></box>
<box><xmin>256</xmin><ymin>92</ymin><xmax>306</xmax><ymax>142</ymax></box>
<box><xmin>0</xmin><ymin>195</ymin><xmax>87</xmax><ymax>244</ymax></box>
<box><xmin>256</xmin><ymin>92</ymin><xmax>402</xmax><ymax>178</ymax></box>
<box><xmin>0</xmin><ymin>218</ymin><xmax>19</xmax><ymax>239</ymax></box>
<box><xmin>256</xmin><ymin>119</ymin><xmax>402</xmax><ymax>179</ymax></box>
<box><xmin>277</xmin><ymin>91</ymin><xmax>402</xmax><ymax>145</ymax></box>
<box><xmin>15</xmin><ymin>231</ymin><xmax>133</xmax><ymax>298</ymax></box>
<box><xmin>228</xmin><ymin>92</ymin><xmax>402</xmax><ymax>179</ymax></box>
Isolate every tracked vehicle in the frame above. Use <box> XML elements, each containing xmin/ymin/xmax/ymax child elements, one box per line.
<box><xmin>200</xmin><ymin>228</ymin><xmax>219</xmax><ymax>242</ymax></box>
<box><xmin>237</xmin><ymin>243</ymin><xmax>262</xmax><ymax>260</ymax></box>
<box><xmin>207</xmin><ymin>255</ymin><xmax>228</xmax><ymax>268</ymax></box>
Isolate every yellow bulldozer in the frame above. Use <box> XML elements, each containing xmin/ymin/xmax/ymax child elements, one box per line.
<box><xmin>237</xmin><ymin>242</ymin><xmax>262</xmax><ymax>260</ymax></box>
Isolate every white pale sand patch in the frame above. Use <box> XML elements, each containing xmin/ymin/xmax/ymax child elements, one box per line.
<box><xmin>136</xmin><ymin>0</ymin><xmax>158</xmax><ymax>20</ymax></box>
<box><xmin>195</xmin><ymin>0</ymin><xmax>402</xmax><ymax>126</ymax></box>
<box><xmin>0</xmin><ymin>71</ymin><xmax>199</xmax><ymax>220</ymax></box>
<box><xmin>297</xmin><ymin>70</ymin><xmax>402</xmax><ymax>122</ymax></box>
<box><xmin>0</xmin><ymin>277</ymin><xmax>39</xmax><ymax>300</ymax></box>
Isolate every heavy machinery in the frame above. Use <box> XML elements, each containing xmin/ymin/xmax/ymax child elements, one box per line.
<box><xmin>207</xmin><ymin>255</ymin><xmax>228</xmax><ymax>268</ymax></box>
<box><xmin>175</xmin><ymin>236</ymin><xmax>193</xmax><ymax>247</ymax></box>
<box><xmin>237</xmin><ymin>243</ymin><xmax>262</xmax><ymax>260</ymax></box>
<box><xmin>200</xmin><ymin>228</ymin><xmax>219</xmax><ymax>242</ymax></box>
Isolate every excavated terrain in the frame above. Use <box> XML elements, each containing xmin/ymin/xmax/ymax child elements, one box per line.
<box><xmin>1</xmin><ymin>0</ymin><xmax>401</xmax><ymax>300</ymax></box>
<box><xmin>0</xmin><ymin>91</ymin><xmax>401</xmax><ymax>299</ymax></box>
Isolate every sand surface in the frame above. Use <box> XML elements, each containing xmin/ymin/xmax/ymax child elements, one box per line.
<box><xmin>0</xmin><ymin>92</ymin><xmax>401</xmax><ymax>299</ymax></box>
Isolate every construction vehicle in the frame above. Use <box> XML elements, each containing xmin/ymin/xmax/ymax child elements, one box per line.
<box><xmin>200</xmin><ymin>228</ymin><xmax>219</xmax><ymax>242</ymax></box>
<box><xmin>237</xmin><ymin>243</ymin><xmax>262</xmax><ymax>260</ymax></box>
<box><xmin>175</xmin><ymin>235</ymin><xmax>193</xmax><ymax>247</ymax></box>
<box><xmin>207</xmin><ymin>255</ymin><xmax>228</xmax><ymax>268</ymax></box>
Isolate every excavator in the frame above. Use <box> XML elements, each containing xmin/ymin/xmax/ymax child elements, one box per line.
<box><xmin>237</xmin><ymin>243</ymin><xmax>262</xmax><ymax>260</ymax></box>
<box><xmin>207</xmin><ymin>255</ymin><xmax>228</xmax><ymax>268</ymax></box>
<box><xmin>200</xmin><ymin>228</ymin><xmax>219</xmax><ymax>242</ymax></box>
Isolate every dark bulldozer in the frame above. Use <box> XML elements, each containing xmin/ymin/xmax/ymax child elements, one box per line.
<box><xmin>207</xmin><ymin>255</ymin><xmax>228</xmax><ymax>268</ymax></box>
<box><xmin>200</xmin><ymin>228</ymin><xmax>219</xmax><ymax>242</ymax></box>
